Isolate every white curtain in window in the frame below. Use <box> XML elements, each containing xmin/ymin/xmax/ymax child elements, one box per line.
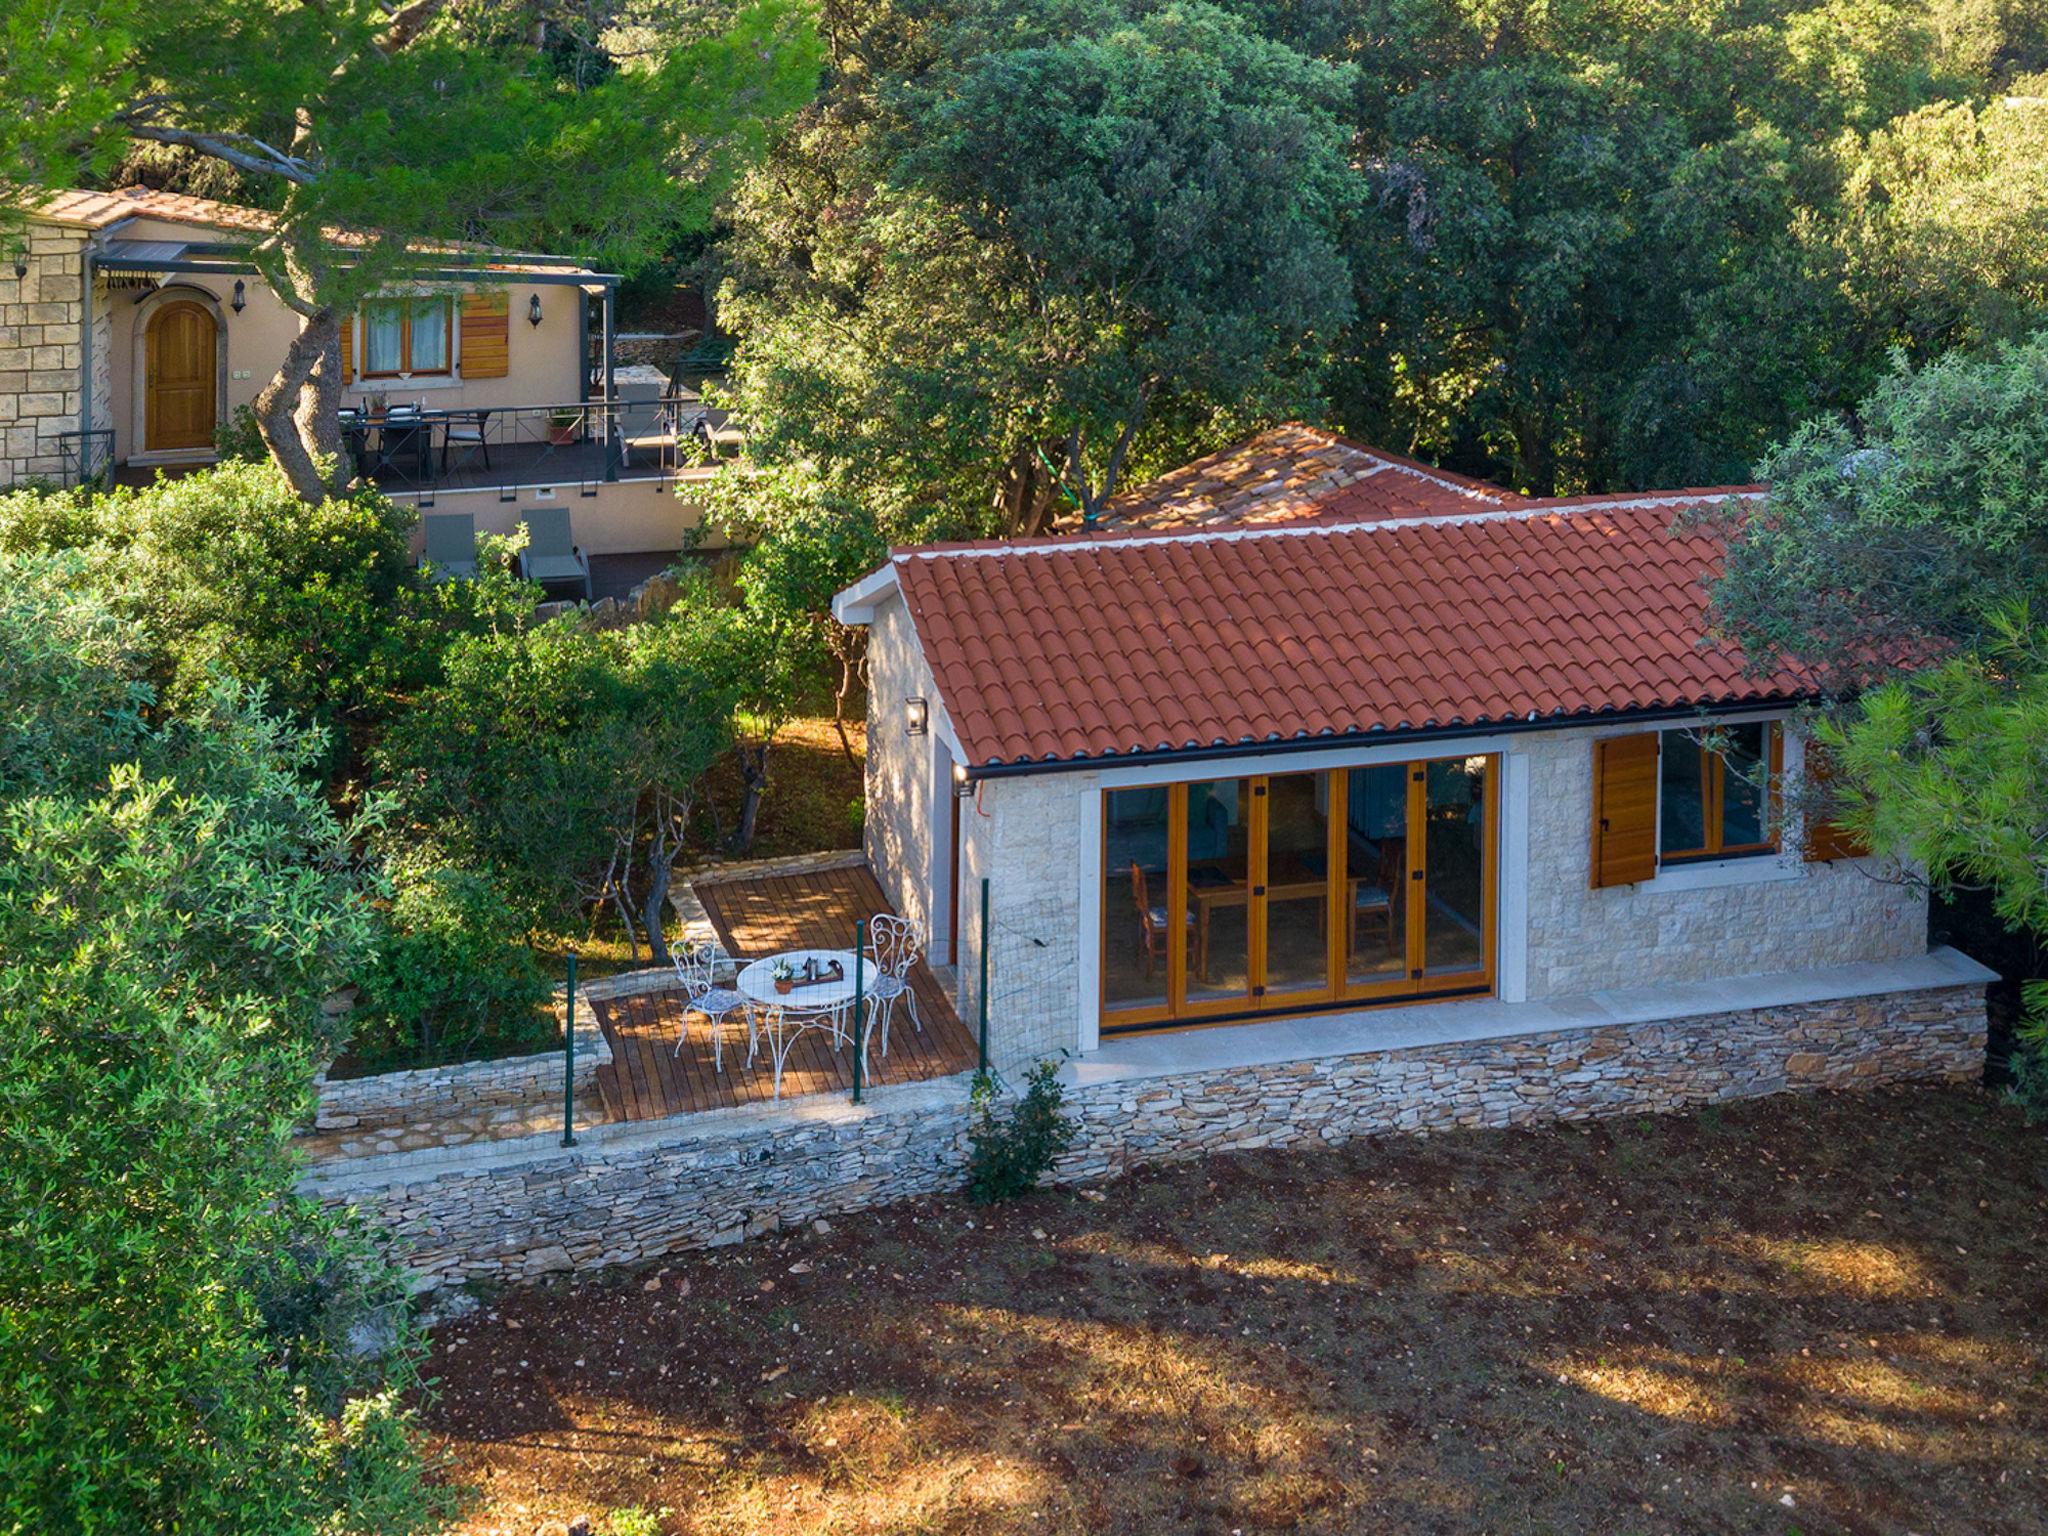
<box><xmin>363</xmin><ymin>302</ymin><xmax>403</xmax><ymax>373</ymax></box>
<box><xmin>410</xmin><ymin>298</ymin><xmax>450</xmax><ymax>372</ymax></box>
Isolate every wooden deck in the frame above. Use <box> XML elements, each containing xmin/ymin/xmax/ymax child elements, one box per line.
<box><xmin>590</xmin><ymin>862</ymin><xmax>978</xmax><ymax>1122</ymax></box>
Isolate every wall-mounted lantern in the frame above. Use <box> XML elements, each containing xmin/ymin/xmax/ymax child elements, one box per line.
<box><xmin>528</xmin><ymin>292</ymin><xmax>544</xmax><ymax>328</ymax></box>
<box><xmin>231</xmin><ymin>279</ymin><xmax>246</xmax><ymax>314</ymax></box>
<box><xmin>905</xmin><ymin>695</ymin><xmax>929</xmax><ymax>736</ymax></box>
<box><xmin>953</xmin><ymin>761</ymin><xmax>971</xmax><ymax>796</ymax></box>
<box><xmin>11</xmin><ymin>259</ymin><xmax>25</xmax><ymax>280</ymax></box>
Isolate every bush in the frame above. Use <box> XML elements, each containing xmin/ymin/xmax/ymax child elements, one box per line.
<box><xmin>0</xmin><ymin>556</ymin><xmax>443</xmax><ymax>1531</ymax></box>
<box><xmin>964</xmin><ymin>1058</ymin><xmax>1078</xmax><ymax>1204</ymax></box>
<box><xmin>2006</xmin><ymin>980</ymin><xmax>2048</xmax><ymax>1123</ymax></box>
<box><xmin>348</xmin><ymin>854</ymin><xmax>557</xmax><ymax>1071</ymax></box>
<box><xmin>215</xmin><ymin>402</ymin><xmax>269</xmax><ymax>463</ymax></box>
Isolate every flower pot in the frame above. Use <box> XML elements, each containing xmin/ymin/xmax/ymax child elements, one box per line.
<box><xmin>548</xmin><ymin>423</ymin><xmax>580</xmax><ymax>446</ymax></box>
<box><xmin>773</xmin><ymin>978</ymin><xmax>794</xmax><ymax>996</ymax></box>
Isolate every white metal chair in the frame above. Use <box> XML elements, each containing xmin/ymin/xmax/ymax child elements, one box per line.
<box><xmin>860</xmin><ymin>914</ymin><xmax>926</xmax><ymax>1076</ymax></box>
<box><xmin>672</xmin><ymin>941</ymin><xmax>750</xmax><ymax>1071</ymax></box>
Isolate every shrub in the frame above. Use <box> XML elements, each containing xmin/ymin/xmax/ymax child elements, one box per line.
<box><xmin>215</xmin><ymin>402</ymin><xmax>269</xmax><ymax>463</ymax></box>
<box><xmin>348</xmin><ymin>854</ymin><xmax>557</xmax><ymax>1071</ymax></box>
<box><xmin>2006</xmin><ymin>980</ymin><xmax>2048</xmax><ymax>1124</ymax></box>
<box><xmin>964</xmin><ymin>1058</ymin><xmax>1077</xmax><ymax>1204</ymax></box>
<box><xmin>0</xmin><ymin>556</ymin><xmax>443</xmax><ymax>1531</ymax></box>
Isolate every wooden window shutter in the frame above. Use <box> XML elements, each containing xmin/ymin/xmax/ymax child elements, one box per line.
<box><xmin>459</xmin><ymin>290</ymin><xmax>510</xmax><ymax>378</ymax></box>
<box><xmin>338</xmin><ymin>313</ymin><xmax>353</xmax><ymax>385</ymax></box>
<box><xmin>1590</xmin><ymin>733</ymin><xmax>1659</xmax><ymax>888</ymax></box>
<box><xmin>1802</xmin><ymin>742</ymin><xmax>1867</xmax><ymax>862</ymax></box>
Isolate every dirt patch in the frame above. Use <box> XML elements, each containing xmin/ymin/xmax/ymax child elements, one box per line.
<box><xmin>424</xmin><ymin>1086</ymin><xmax>2048</xmax><ymax>1534</ymax></box>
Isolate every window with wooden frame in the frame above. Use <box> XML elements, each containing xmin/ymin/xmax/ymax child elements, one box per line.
<box><xmin>360</xmin><ymin>296</ymin><xmax>453</xmax><ymax>378</ymax></box>
<box><xmin>1657</xmin><ymin>722</ymin><xmax>1780</xmax><ymax>864</ymax></box>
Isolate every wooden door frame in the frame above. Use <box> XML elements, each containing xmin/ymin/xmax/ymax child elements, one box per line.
<box><xmin>1100</xmin><ymin>754</ymin><xmax>1501</xmax><ymax>1035</ymax></box>
<box><xmin>131</xmin><ymin>286</ymin><xmax>228</xmax><ymax>463</ymax></box>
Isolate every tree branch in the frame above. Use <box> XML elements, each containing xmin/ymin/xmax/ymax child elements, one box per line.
<box><xmin>376</xmin><ymin>0</ymin><xmax>453</xmax><ymax>53</ymax></box>
<box><xmin>120</xmin><ymin>119</ymin><xmax>317</xmax><ymax>184</ymax></box>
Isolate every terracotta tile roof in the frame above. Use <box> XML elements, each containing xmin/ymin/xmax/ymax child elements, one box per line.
<box><xmin>26</xmin><ymin>184</ymin><xmax>279</xmax><ymax>232</ymax></box>
<box><xmin>18</xmin><ymin>185</ymin><xmax>601</xmax><ymax>277</ymax></box>
<box><xmin>865</xmin><ymin>488</ymin><xmax>1805</xmax><ymax>770</ymax></box>
<box><xmin>1094</xmin><ymin>423</ymin><xmax>1526</xmax><ymax>532</ymax></box>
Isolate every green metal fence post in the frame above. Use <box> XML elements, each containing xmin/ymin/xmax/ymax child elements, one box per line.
<box><xmin>851</xmin><ymin>918</ymin><xmax>867</xmax><ymax>1104</ymax></box>
<box><xmin>561</xmin><ymin>947</ymin><xmax>579</xmax><ymax>1147</ymax></box>
<box><xmin>977</xmin><ymin>877</ymin><xmax>990</xmax><ymax>1073</ymax></box>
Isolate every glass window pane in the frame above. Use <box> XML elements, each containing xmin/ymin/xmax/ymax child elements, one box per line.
<box><xmin>1103</xmin><ymin>788</ymin><xmax>1173</xmax><ymax>1015</ymax></box>
<box><xmin>1422</xmin><ymin>757</ymin><xmax>1488</xmax><ymax>977</ymax></box>
<box><xmin>1718</xmin><ymin>723</ymin><xmax>1769</xmax><ymax>848</ymax></box>
<box><xmin>363</xmin><ymin>301</ymin><xmax>403</xmax><ymax>374</ymax></box>
<box><xmin>1343</xmin><ymin>764</ymin><xmax>1408</xmax><ymax>985</ymax></box>
<box><xmin>1185</xmin><ymin>779</ymin><xmax>1250</xmax><ymax>1005</ymax></box>
<box><xmin>1263</xmin><ymin>773</ymin><xmax>1329</xmax><ymax>998</ymax></box>
<box><xmin>1659</xmin><ymin>732</ymin><xmax>1707</xmax><ymax>855</ymax></box>
<box><xmin>409</xmin><ymin>298</ymin><xmax>449</xmax><ymax>371</ymax></box>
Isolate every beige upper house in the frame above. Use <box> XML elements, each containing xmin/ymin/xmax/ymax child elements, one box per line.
<box><xmin>1</xmin><ymin>185</ymin><xmax>715</xmax><ymax>556</ymax></box>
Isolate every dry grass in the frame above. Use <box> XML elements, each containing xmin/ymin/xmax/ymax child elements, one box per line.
<box><xmin>424</xmin><ymin>1086</ymin><xmax>2048</xmax><ymax>1535</ymax></box>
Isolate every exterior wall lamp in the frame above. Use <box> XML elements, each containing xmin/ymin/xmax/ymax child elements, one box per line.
<box><xmin>11</xmin><ymin>259</ymin><xmax>25</xmax><ymax>280</ymax></box>
<box><xmin>905</xmin><ymin>695</ymin><xmax>928</xmax><ymax>736</ymax></box>
<box><xmin>231</xmin><ymin>279</ymin><xmax>246</xmax><ymax>313</ymax></box>
<box><xmin>528</xmin><ymin>292</ymin><xmax>544</xmax><ymax>328</ymax></box>
<box><xmin>953</xmin><ymin>761</ymin><xmax>972</xmax><ymax>796</ymax></box>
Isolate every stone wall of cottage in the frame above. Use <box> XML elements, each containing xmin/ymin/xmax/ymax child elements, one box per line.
<box><xmin>862</xmin><ymin>592</ymin><xmax>942</xmax><ymax>944</ymax></box>
<box><xmin>307</xmin><ymin>979</ymin><xmax>1985</xmax><ymax>1291</ymax></box>
<box><xmin>1520</xmin><ymin>723</ymin><xmax>1927</xmax><ymax>998</ymax></box>
<box><xmin>958</xmin><ymin>765</ymin><xmax>1101</xmax><ymax>1073</ymax></box>
<box><xmin>0</xmin><ymin>223</ymin><xmax>101</xmax><ymax>487</ymax></box>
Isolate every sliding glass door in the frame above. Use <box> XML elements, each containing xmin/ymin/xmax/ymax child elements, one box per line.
<box><xmin>1100</xmin><ymin>756</ymin><xmax>1497</xmax><ymax>1032</ymax></box>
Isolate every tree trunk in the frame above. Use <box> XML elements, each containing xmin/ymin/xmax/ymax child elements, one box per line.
<box><xmin>828</xmin><ymin>625</ymin><xmax>865</xmax><ymax>767</ymax></box>
<box><xmin>254</xmin><ymin>307</ymin><xmax>345</xmax><ymax>503</ymax></box>
<box><xmin>995</xmin><ymin>441</ymin><xmax>1063</xmax><ymax>537</ymax></box>
<box><xmin>728</xmin><ymin>739</ymin><xmax>771</xmax><ymax>855</ymax></box>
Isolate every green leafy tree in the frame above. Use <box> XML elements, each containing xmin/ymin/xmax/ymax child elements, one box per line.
<box><xmin>375</xmin><ymin>594</ymin><xmax>740</xmax><ymax>960</ymax></box>
<box><xmin>1709</xmin><ymin>337</ymin><xmax>2048</xmax><ymax>1112</ymax></box>
<box><xmin>0</xmin><ymin>552</ymin><xmax>443</xmax><ymax>1532</ymax></box>
<box><xmin>2</xmin><ymin>0</ymin><xmax>820</xmax><ymax>499</ymax></box>
<box><xmin>718</xmin><ymin>0</ymin><xmax>1357</xmax><ymax>537</ymax></box>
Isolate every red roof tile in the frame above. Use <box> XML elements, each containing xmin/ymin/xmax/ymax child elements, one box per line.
<box><xmin>862</xmin><ymin>489</ymin><xmax>1805</xmax><ymax>769</ymax></box>
<box><xmin>1095</xmin><ymin>423</ymin><xmax>1524</xmax><ymax>532</ymax></box>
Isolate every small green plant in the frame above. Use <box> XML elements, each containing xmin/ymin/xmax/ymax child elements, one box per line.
<box><xmin>605</xmin><ymin>1508</ymin><xmax>664</xmax><ymax>1536</ymax></box>
<box><xmin>2003</xmin><ymin>981</ymin><xmax>2048</xmax><ymax>1123</ymax></box>
<box><xmin>214</xmin><ymin>403</ymin><xmax>268</xmax><ymax>463</ymax></box>
<box><xmin>964</xmin><ymin>1058</ymin><xmax>1077</xmax><ymax>1204</ymax></box>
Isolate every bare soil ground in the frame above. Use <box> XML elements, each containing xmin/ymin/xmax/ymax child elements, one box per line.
<box><xmin>424</xmin><ymin>1086</ymin><xmax>2048</xmax><ymax>1535</ymax></box>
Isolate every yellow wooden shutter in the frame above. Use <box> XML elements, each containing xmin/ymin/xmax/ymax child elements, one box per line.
<box><xmin>338</xmin><ymin>313</ymin><xmax>354</xmax><ymax>385</ymax></box>
<box><xmin>459</xmin><ymin>290</ymin><xmax>510</xmax><ymax>378</ymax></box>
<box><xmin>1590</xmin><ymin>733</ymin><xmax>1660</xmax><ymax>888</ymax></box>
<box><xmin>1801</xmin><ymin>742</ymin><xmax>1867</xmax><ymax>862</ymax></box>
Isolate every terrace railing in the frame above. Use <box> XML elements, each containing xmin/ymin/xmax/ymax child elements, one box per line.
<box><xmin>344</xmin><ymin>396</ymin><xmax>711</xmax><ymax>504</ymax></box>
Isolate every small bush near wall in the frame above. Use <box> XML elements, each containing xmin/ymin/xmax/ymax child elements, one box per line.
<box><xmin>341</xmin><ymin>856</ymin><xmax>555</xmax><ymax>1075</ymax></box>
<box><xmin>965</xmin><ymin>1059</ymin><xmax>1077</xmax><ymax>1204</ymax></box>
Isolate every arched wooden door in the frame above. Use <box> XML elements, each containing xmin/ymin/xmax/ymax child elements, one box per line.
<box><xmin>145</xmin><ymin>300</ymin><xmax>218</xmax><ymax>451</ymax></box>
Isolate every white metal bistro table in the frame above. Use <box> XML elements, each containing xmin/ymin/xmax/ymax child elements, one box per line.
<box><xmin>735</xmin><ymin>949</ymin><xmax>877</xmax><ymax>1098</ymax></box>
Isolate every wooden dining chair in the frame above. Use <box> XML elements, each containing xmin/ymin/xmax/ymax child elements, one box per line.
<box><xmin>1349</xmin><ymin>837</ymin><xmax>1406</xmax><ymax>956</ymax></box>
<box><xmin>1130</xmin><ymin>862</ymin><xmax>1196</xmax><ymax>980</ymax></box>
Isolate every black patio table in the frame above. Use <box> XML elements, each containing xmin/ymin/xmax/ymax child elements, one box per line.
<box><xmin>339</xmin><ymin>406</ymin><xmax>493</xmax><ymax>483</ymax></box>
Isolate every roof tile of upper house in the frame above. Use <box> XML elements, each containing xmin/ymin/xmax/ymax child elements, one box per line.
<box><xmin>850</xmin><ymin>431</ymin><xmax>1792</xmax><ymax>769</ymax></box>
<box><xmin>20</xmin><ymin>185</ymin><xmax>603</xmax><ymax>277</ymax></box>
<box><xmin>1093</xmin><ymin>423</ymin><xmax>1528</xmax><ymax>531</ymax></box>
<box><xmin>28</xmin><ymin>184</ymin><xmax>279</xmax><ymax>232</ymax></box>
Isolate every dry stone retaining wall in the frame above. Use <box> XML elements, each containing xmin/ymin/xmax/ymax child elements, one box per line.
<box><xmin>308</xmin><ymin>980</ymin><xmax>1985</xmax><ymax>1291</ymax></box>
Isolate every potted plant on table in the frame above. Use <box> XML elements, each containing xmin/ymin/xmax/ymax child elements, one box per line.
<box><xmin>547</xmin><ymin>408</ymin><xmax>581</xmax><ymax>446</ymax></box>
<box><xmin>771</xmin><ymin>959</ymin><xmax>796</xmax><ymax>996</ymax></box>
